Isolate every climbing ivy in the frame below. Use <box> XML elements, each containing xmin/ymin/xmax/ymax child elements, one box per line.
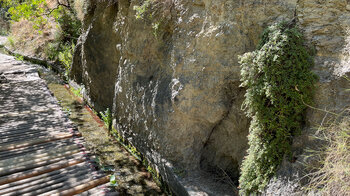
<box><xmin>238</xmin><ymin>21</ymin><xmax>318</xmax><ymax>194</ymax></box>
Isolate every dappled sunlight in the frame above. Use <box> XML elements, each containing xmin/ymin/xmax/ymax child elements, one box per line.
<box><xmin>45</xmin><ymin>69</ymin><xmax>165</xmax><ymax>195</ymax></box>
<box><xmin>0</xmin><ymin>55</ymin><xmax>109</xmax><ymax>195</ymax></box>
<box><xmin>336</xmin><ymin>29</ymin><xmax>350</xmax><ymax>77</ymax></box>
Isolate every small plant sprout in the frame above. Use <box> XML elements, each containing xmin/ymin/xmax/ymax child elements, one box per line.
<box><xmin>133</xmin><ymin>0</ymin><xmax>153</xmax><ymax>20</ymax></box>
<box><xmin>58</xmin><ymin>43</ymin><xmax>75</xmax><ymax>81</ymax></box>
<box><xmin>15</xmin><ymin>54</ymin><xmax>24</xmax><ymax>61</ymax></box>
<box><xmin>100</xmin><ymin>108</ymin><xmax>112</xmax><ymax>130</ymax></box>
<box><xmin>109</xmin><ymin>174</ymin><xmax>118</xmax><ymax>187</ymax></box>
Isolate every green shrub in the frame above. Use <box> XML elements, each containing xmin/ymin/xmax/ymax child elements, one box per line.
<box><xmin>44</xmin><ymin>42</ymin><xmax>60</xmax><ymax>61</ymax></box>
<box><xmin>7</xmin><ymin>36</ymin><xmax>15</xmax><ymax>48</ymax></box>
<box><xmin>51</xmin><ymin>6</ymin><xmax>81</xmax><ymax>43</ymax></box>
<box><xmin>238</xmin><ymin>21</ymin><xmax>318</xmax><ymax>194</ymax></box>
<box><xmin>3</xmin><ymin>0</ymin><xmax>81</xmax><ymax>80</ymax></box>
<box><xmin>58</xmin><ymin>43</ymin><xmax>74</xmax><ymax>80</ymax></box>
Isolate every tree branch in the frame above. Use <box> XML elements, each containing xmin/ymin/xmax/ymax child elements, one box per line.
<box><xmin>44</xmin><ymin>0</ymin><xmax>73</xmax><ymax>16</ymax></box>
<box><xmin>57</xmin><ymin>0</ymin><xmax>72</xmax><ymax>10</ymax></box>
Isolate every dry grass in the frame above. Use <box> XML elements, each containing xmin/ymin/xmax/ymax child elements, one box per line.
<box><xmin>73</xmin><ymin>0</ymin><xmax>85</xmax><ymax>21</ymax></box>
<box><xmin>304</xmin><ymin>113</ymin><xmax>350</xmax><ymax>196</ymax></box>
<box><xmin>9</xmin><ymin>18</ymin><xmax>58</xmax><ymax>58</ymax></box>
<box><xmin>46</xmin><ymin>0</ymin><xmax>59</xmax><ymax>9</ymax></box>
<box><xmin>6</xmin><ymin>0</ymin><xmax>82</xmax><ymax>58</ymax></box>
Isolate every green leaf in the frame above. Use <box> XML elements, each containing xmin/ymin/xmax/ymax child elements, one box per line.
<box><xmin>110</xmin><ymin>175</ymin><xmax>118</xmax><ymax>186</ymax></box>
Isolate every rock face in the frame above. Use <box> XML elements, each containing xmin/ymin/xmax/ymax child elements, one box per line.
<box><xmin>71</xmin><ymin>0</ymin><xmax>350</xmax><ymax>194</ymax></box>
<box><xmin>71</xmin><ymin>1</ymin><xmax>120</xmax><ymax>112</ymax></box>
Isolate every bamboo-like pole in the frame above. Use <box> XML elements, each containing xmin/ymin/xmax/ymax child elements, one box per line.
<box><xmin>0</xmin><ymin>108</ymin><xmax>55</xmax><ymax>118</ymax></box>
<box><xmin>0</xmin><ymin>149</ymin><xmax>86</xmax><ymax>177</ymax></box>
<box><xmin>0</xmin><ymin>138</ymin><xmax>84</xmax><ymax>160</ymax></box>
<box><xmin>0</xmin><ymin>126</ymin><xmax>63</xmax><ymax>138</ymax></box>
<box><xmin>0</xmin><ymin>132</ymin><xmax>81</xmax><ymax>152</ymax></box>
<box><xmin>1</xmin><ymin>166</ymin><xmax>91</xmax><ymax>195</ymax></box>
<box><xmin>0</xmin><ymin>162</ymin><xmax>89</xmax><ymax>194</ymax></box>
<box><xmin>0</xmin><ymin>157</ymin><xmax>84</xmax><ymax>185</ymax></box>
<box><xmin>0</xmin><ymin>138</ymin><xmax>82</xmax><ymax>159</ymax></box>
<box><xmin>1</xmin><ymin>131</ymin><xmax>71</xmax><ymax>144</ymax></box>
<box><xmin>0</xmin><ymin>144</ymin><xmax>79</xmax><ymax>167</ymax></box>
<box><xmin>0</xmin><ymin>162</ymin><xmax>88</xmax><ymax>190</ymax></box>
<box><xmin>43</xmin><ymin>175</ymin><xmax>109</xmax><ymax>196</ymax></box>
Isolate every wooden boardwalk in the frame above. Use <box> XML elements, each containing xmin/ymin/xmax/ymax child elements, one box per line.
<box><xmin>0</xmin><ymin>53</ymin><xmax>109</xmax><ymax>195</ymax></box>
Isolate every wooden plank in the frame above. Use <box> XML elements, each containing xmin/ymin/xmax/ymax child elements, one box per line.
<box><xmin>0</xmin><ymin>144</ymin><xmax>79</xmax><ymax>167</ymax></box>
<box><xmin>77</xmin><ymin>182</ymin><xmax>110</xmax><ymax>196</ymax></box>
<box><xmin>0</xmin><ymin>108</ymin><xmax>56</xmax><ymax>118</ymax></box>
<box><xmin>0</xmin><ymin>129</ymin><xmax>50</xmax><ymax>138</ymax></box>
<box><xmin>0</xmin><ymin>138</ymin><xmax>84</xmax><ymax>159</ymax></box>
<box><xmin>21</xmin><ymin>172</ymin><xmax>105</xmax><ymax>196</ymax></box>
<box><xmin>0</xmin><ymin>157</ymin><xmax>84</xmax><ymax>185</ymax></box>
<box><xmin>0</xmin><ymin>132</ymin><xmax>81</xmax><ymax>152</ymax></box>
<box><xmin>0</xmin><ymin>150</ymin><xmax>85</xmax><ymax>177</ymax></box>
<box><xmin>0</xmin><ymin>162</ymin><xmax>88</xmax><ymax>191</ymax></box>
<box><xmin>0</xmin><ymin>122</ymin><xmax>67</xmax><ymax>135</ymax></box>
<box><xmin>41</xmin><ymin>175</ymin><xmax>109</xmax><ymax>196</ymax></box>
<box><xmin>0</xmin><ymin>138</ymin><xmax>79</xmax><ymax>158</ymax></box>
<box><xmin>1</xmin><ymin>167</ymin><xmax>91</xmax><ymax>195</ymax></box>
<box><xmin>0</xmin><ymin>131</ymin><xmax>71</xmax><ymax>144</ymax></box>
<box><xmin>0</xmin><ymin>162</ymin><xmax>89</xmax><ymax>194</ymax></box>
<box><xmin>0</xmin><ymin>123</ymin><xmax>68</xmax><ymax>135</ymax></box>
<box><xmin>0</xmin><ymin>129</ymin><xmax>79</xmax><ymax>144</ymax></box>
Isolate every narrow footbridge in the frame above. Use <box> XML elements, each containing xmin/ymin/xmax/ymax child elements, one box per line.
<box><xmin>0</xmin><ymin>53</ymin><xmax>109</xmax><ymax>195</ymax></box>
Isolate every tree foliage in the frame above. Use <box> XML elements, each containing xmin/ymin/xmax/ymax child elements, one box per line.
<box><xmin>0</xmin><ymin>0</ymin><xmax>79</xmax><ymax>34</ymax></box>
<box><xmin>1</xmin><ymin>0</ymin><xmax>47</xmax><ymax>29</ymax></box>
<box><xmin>1</xmin><ymin>0</ymin><xmax>81</xmax><ymax>79</ymax></box>
<box><xmin>238</xmin><ymin>21</ymin><xmax>318</xmax><ymax>194</ymax></box>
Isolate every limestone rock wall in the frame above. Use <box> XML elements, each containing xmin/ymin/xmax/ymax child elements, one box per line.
<box><xmin>71</xmin><ymin>0</ymin><xmax>350</xmax><ymax>194</ymax></box>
